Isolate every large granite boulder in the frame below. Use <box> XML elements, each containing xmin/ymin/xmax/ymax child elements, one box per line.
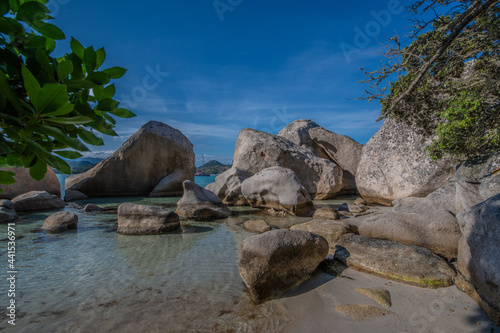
<box><xmin>176</xmin><ymin>180</ymin><xmax>231</xmax><ymax>220</ymax></box>
<box><xmin>278</xmin><ymin>119</ymin><xmax>363</xmax><ymax>194</ymax></box>
<box><xmin>241</xmin><ymin>167</ymin><xmax>314</xmax><ymax>217</ymax></box>
<box><xmin>0</xmin><ymin>200</ymin><xmax>18</xmax><ymax>223</ymax></box>
<box><xmin>12</xmin><ymin>191</ymin><xmax>66</xmax><ymax>212</ymax></box>
<box><xmin>456</xmin><ymin>194</ymin><xmax>500</xmax><ymax>324</ymax></box>
<box><xmin>0</xmin><ymin>166</ymin><xmax>60</xmax><ymax>199</ymax></box>
<box><xmin>356</xmin><ymin>119</ymin><xmax>456</xmax><ymax>205</ymax></box>
<box><xmin>336</xmin><ymin>234</ymin><xmax>456</xmax><ymax>288</ymax></box>
<box><xmin>117</xmin><ymin>203</ymin><xmax>180</xmax><ymax>235</ymax></box>
<box><xmin>455</xmin><ymin>151</ymin><xmax>500</xmax><ymax>213</ymax></box>
<box><xmin>42</xmin><ymin>211</ymin><xmax>78</xmax><ymax>233</ymax></box>
<box><xmin>290</xmin><ymin>219</ymin><xmax>350</xmax><ymax>249</ymax></box>
<box><xmin>205</xmin><ymin>167</ymin><xmax>253</xmax><ymax>205</ymax></box>
<box><xmin>233</xmin><ymin>128</ymin><xmax>343</xmax><ymax>199</ymax></box>
<box><xmin>65</xmin><ymin>121</ymin><xmax>195</xmax><ymax>197</ymax></box>
<box><xmin>239</xmin><ymin>229</ymin><xmax>328</xmax><ymax>302</ymax></box>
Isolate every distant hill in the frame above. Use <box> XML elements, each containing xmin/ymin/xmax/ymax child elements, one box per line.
<box><xmin>197</xmin><ymin>160</ymin><xmax>231</xmax><ymax>175</ymax></box>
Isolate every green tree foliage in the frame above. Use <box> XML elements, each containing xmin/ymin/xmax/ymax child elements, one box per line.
<box><xmin>0</xmin><ymin>0</ymin><xmax>135</xmax><ymax>189</ymax></box>
<box><xmin>362</xmin><ymin>0</ymin><xmax>500</xmax><ymax>160</ymax></box>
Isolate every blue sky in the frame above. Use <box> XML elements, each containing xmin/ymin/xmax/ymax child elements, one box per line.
<box><xmin>50</xmin><ymin>0</ymin><xmax>411</xmax><ymax>165</ymax></box>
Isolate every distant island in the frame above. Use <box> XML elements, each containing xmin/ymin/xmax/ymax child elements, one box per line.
<box><xmin>196</xmin><ymin>160</ymin><xmax>231</xmax><ymax>175</ymax></box>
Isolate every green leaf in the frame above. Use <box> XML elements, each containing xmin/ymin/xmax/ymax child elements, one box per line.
<box><xmin>8</xmin><ymin>0</ymin><xmax>20</xmax><ymax>13</ymax></box>
<box><xmin>45</xmin><ymin>37</ymin><xmax>56</xmax><ymax>52</ymax></box>
<box><xmin>65</xmin><ymin>79</ymin><xmax>95</xmax><ymax>89</ymax></box>
<box><xmin>77</xmin><ymin>128</ymin><xmax>104</xmax><ymax>146</ymax></box>
<box><xmin>92</xmin><ymin>85</ymin><xmax>104</xmax><ymax>101</ymax></box>
<box><xmin>54</xmin><ymin>150</ymin><xmax>83</xmax><ymax>159</ymax></box>
<box><xmin>103</xmin><ymin>84</ymin><xmax>115</xmax><ymax>98</ymax></box>
<box><xmin>102</xmin><ymin>66</ymin><xmax>127</xmax><ymax>79</ymax></box>
<box><xmin>25</xmin><ymin>35</ymin><xmax>46</xmax><ymax>48</ymax></box>
<box><xmin>16</xmin><ymin>1</ymin><xmax>49</xmax><ymax>22</ymax></box>
<box><xmin>44</xmin><ymin>103</ymin><xmax>74</xmax><ymax>116</ymax></box>
<box><xmin>46</xmin><ymin>116</ymin><xmax>93</xmax><ymax>125</ymax></box>
<box><xmin>38</xmin><ymin>124</ymin><xmax>89</xmax><ymax>151</ymax></box>
<box><xmin>0</xmin><ymin>1</ymin><xmax>9</xmax><ymax>16</ymax></box>
<box><xmin>29</xmin><ymin>157</ymin><xmax>47</xmax><ymax>181</ymax></box>
<box><xmin>25</xmin><ymin>138</ymin><xmax>71</xmax><ymax>174</ymax></box>
<box><xmin>30</xmin><ymin>21</ymin><xmax>65</xmax><ymax>40</ymax></box>
<box><xmin>20</xmin><ymin>154</ymin><xmax>36</xmax><ymax>168</ymax></box>
<box><xmin>97</xmin><ymin>98</ymin><xmax>118</xmax><ymax>111</ymax></box>
<box><xmin>35</xmin><ymin>83</ymin><xmax>68</xmax><ymax>114</ymax></box>
<box><xmin>0</xmin><ymin>72</ymin><xmax>23</xmax><ymax>111</ymax></box>
<box><xmin>96</xmin><ymin>47</ymin><xmax>106</xmax><ymax>69</ymax></box>
<box><xmin>70</xmin><ymin>37</ymin><xmax>85</xmax><ymax>59</ymax></box>
<box><xmin>0</xmin><ymin>17</ymin><xmax>23</xmax><ymax>34</ymax></box>
<box><xmin>86</xmin><ymin>71</ymin><xmax>111</xmax><ymax>85</ymax></box>
<box><xmin>57</xmin><ymin>60</ymin><xmax>73</xmax><ymax>81</ymax></box>
<box><xmin>83</xmin><ymin>46</ymin><xmax>96</xmax><ymax>72</ymax></box>
<box><xmin>22</xmin><ymin>66</ymin><xmax>41</xmax><ymax>107</ymax></box>
<box><xmin>0</xmin><ymin>170</ymin><xmax>16</xmax><ymax>185</ymax></box>
<box><xmin>110</xmin><ymin>108</ymin><xmax>136</xmax><ymax>118</ymax></box>
<box><xmin>35</xmin><ymin>48</ymin><xmax>53</xmax><ymax>75</ymax></box>
<box><xmin>104</xmin><ymin>113</ymin><xmax>116</xmax><ymax>125</ymax></box>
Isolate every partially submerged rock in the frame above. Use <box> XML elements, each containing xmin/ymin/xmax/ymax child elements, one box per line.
<box><xmin>456</xmin><ymin>194</ymin><xmax>500</xmax><ymax>325</ymax></box>
<box><xmin>66</xmin><ymin>121</ymin><xmax>195</xmax><ymax>197</ymax></box>
<box><xmin>0</xmin><ymin>200</ymin><xmax>18</xmax><ymax>223</ymax></box>
<box><xmin>239</xmin><ymin>229</ymin><xmax>328</xmax><ymax>302</ymax></box>
<box><xmin>12</xmin><ymin>191</ymin><xmax>66</xmax><ymax>212</ymax></box>
<box><xmin>205</xmin><ymin>167</ymin><xmax>253</xmax><ymax>205</ymax></box>
<box><xmin>83</xmin><ymin>204</ymin><xmax>104</xmax><ymax>212</ymax></box>
<box><xmin>241</xmin><ymin>167</ymin><xmax>314</xmax><ymax>217</ymax></box>
<box><xmin>64</xmin><ymin>189</ymin><xmax>88</xmax><ymax>202</ymax></box>
<box><xmin>176</xmin><ymin>180</ymin><xmax>231</xmax><ymax>220</ymax></box>
<box><xmin>335</xmin><ymin>304</ymin><xmax>392</xmax><ymax>322</ymax></box>
<box><xmin>355</xmin><ymin>288</ymin><xmax>392</xmax><ymax>308</ymax></box>
<box><xmin>335</xmin><ymin>234</ymin><xmax>456</xmax><ymax>288</ymax></box>
<box><xmin>42</xmin><ymin>211</ymin><xmax>78</xmax><ymax>233</ymax></box>
<box><xmin>233</xmin><ymin>128</ymin><xmax>343</xmax><ymax>199</ymax></box>
<box><xmin>0</xmin><ymin>166</ymin><xmax>60</xmax><ymax>199</ymax></box>
<box><xmin>356</xmin><ymin>119</ymin><xmax>456</xmax><ymax>205</ymax></box>
<box><xmin>277</xmin><ymin>119</ymin><xmax>363</xmax><ymax>194</ymax></box>
<box><xmin>117</xmin><ymin>203</ymin><xmax>180</xmax><ymax>235</ymax></box>
<box><xmin>244</xmin><ymin>220</ymin><xmax>271</xmax><ymax>233</ymax></box>
<box><xmin>313</xmin><ymin>206</ymin><xmax>340</xmax><ymax>220</ymax></box>
<box><xmin>290</xmin><ymin>219</ymin><xmax>349</xmax><ymax>249</ymax></box>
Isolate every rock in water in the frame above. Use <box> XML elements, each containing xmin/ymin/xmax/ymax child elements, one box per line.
<box><xmin>0</xmin><ymin>166</ymin><xmax>60</xmax><ymax>200</ymax></box>
<box><xmin>117</xmin><ymin>203</ymin><xmax>180</xmax><ymax>235</ymax></box>
<box><xmin>205</xmin><ymin>167</ymin><xmax>253</xmax><ymax>205</ymax></box>
<box><xmin>313</xmin><ymin>206</ymin><xmax>340</xmax><ymax>220</ymax></box>
<box><xmin>456</xmin><ymin>194</ymin><xmax>500</xmax><ymax>325</ymax></box>
<box><xmin>278</xmin><ymin>119</ymin><xmax>363</xmax><ymax>194</ymax></box>
<box><xmin>356</xmin><ymin>119</ymin><xmax>456</xmax><ymax>205</ymax></box>
<box><xmin>42</xmin><ymin>211</ymin><xmax>78</xmax><ymax>233</ymax></box>
<box><xmin>239</xmin><ymin>229</ymin><xmax>328</xmax><ymax>302</ymax></box>
<box><xmin>0</xmin><ymin>200</ymin><xmax>18</xmax><ymax>223</ymax></box>
<box><xmin>65</xmin><ymin>121</ymin><xmax>195</xmax><ymax>197</ymax></box>
<box><xmin>290</xmin><ymin>219</ymin><xmax>349</xmax><ymax>249</ymax></box>
<box><xmin>244</xmin><ymin>220</ymin><xmax>271</xmax><ymax>233</ymax></box>
<box><xmin>241</xmin><ymin>167</ymin><xmax>314</xmax><ymax>217</ymax></box>
<box><xmin>12</xmin><ymin>191</ymin><xmax>66</xmax><ymax>212</ymax></box>
<box><xmin>176</xmin><ymin>180</ymin><xmax>231</xmax><ymax>220</ymax></box>
<box><xmin>233</xmin><ymin>128</ymin><xmax>343</xmax><ymax>199</ymax></box>
<box><xmin>335</xmin><ymin>234</ymin><xmax>456</xmax><ymax>288</ymax></box>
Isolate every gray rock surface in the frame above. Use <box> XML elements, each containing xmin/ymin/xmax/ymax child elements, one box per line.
<box><xmin>0</xmin><ymin>166</ymin><xmax>61</xmax><ymax>199</ymax></box>
<box><xmin>205</xmin><ymin>167</ymin><xmax>253</xmax><ymax>205</ymax></box>
<box><xmin>66</xmin><ymin>121</ymin><xmax>195</xmax><ymax>197</ymax></box>
<box><xmin>64</xmin><ymin>189</ymin><xmax>88</xmax><ymax>202</ymax></box>
<box><xmin>0</xmin><ymin>200</ymin><xmax>18</xmax><ymax>223</ymax></box>
<box><xmin>239</xmin><ymin>229</ymin><xmax>328</xmax><ymax>302</ymax></box>
<box><xmin>359</xmin><ymin>209</ymin><xmax>461</xmax><ymax>258</ymax></box>
<box><xmin>456</xmin><ymin>194</ymin><xmax>500</xmax><ymax>324</ymax></box>
<box><xmin>241</xmin><ymin>167</ymin><xmax>314</xmax><ymax>217</ymax></box>
<box><xmin>176</xmin><ymin>180</ymin><xmax>231</xmax><ymax>220</ymax></box>
<box><xmin>356</xmin><ymin>119</ymin><xmax>456</xmax><ymax>205</ymax></box>
<box><xmin>455</xmin><ymin>151</ymin><xmax>500</xmax><ymax>213</ymax></box>
<box><xmin>290</xmin><ymin>219</ymin><xmax>349</xmax><ymax>249</ymax></box>
<box><xmin>335</xmin><ymin>234</ymin><xmax>456</xmax><ymax>288</ymax></box>
<box><xmin>244</xmin><ymin>220</ymin><xmax>271</xmax><ymax>233</ymax></box>
<box><xmin>12</xmin><ymin>191</ymin><xmax>66</xmax><ymax>212</ymax></box>
<box><xmin>313</xmin><ymin>206</ymin><xmax>340</xmax><ymax>220</ymax></box>
<box><xmin>117</xmin><ymin>203</ymin><xmax>180</xmax><ymax>235</ymax></box>
<box><xmin>233</xmin><ymin>128</ymin><xmax>343</xmax><ymax>199</ymax></box>
<box><xmin>42</xmin><ymin>211</ymin><xmax>78</xmax><ymax>233</ymax></box>
<box><xmin>277</xmin><ymin>119</ymin><xmax>363</xmax><ymax>193</ymax></box>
